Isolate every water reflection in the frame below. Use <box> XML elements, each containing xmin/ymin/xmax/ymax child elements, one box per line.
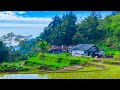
<box><xmin>0</xmin><ymin>74</ymin><xmax>48</xmax><ymax>79</ymax></box>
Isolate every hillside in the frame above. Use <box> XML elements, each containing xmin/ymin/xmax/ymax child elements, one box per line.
<box><xmin>40</xmin><ymin>11</ymin><xmax>120</xmax><ymax>51</ymax></box>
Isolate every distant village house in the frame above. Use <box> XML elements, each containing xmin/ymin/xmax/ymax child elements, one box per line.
<box><xmin>70</xmin><ymin>44</ymin><xmax>105</xmax><ymax>58</ymax></box>
<box><xmin>49</xmin><ymin>44</ymin><xmax>105</xmax><ymax>58</ymax></box>
<box><xmin>49</xmin><ymin>45</ymin><xmax>69</xmax><ymax>54</ymax></box>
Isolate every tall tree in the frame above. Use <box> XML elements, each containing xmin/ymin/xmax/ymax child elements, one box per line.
<box><xmin>0</xmin><ymin>41</ymin><xmax>9</xmax><ymax>63</ymax></box>
<box><xmin>75</xmin><ymin>11</ymin><xmax>103</xmax><ymax>44</ymax></box>
<box><xmin>111</xmin><ymin>11</ymin><xmax>120</xmax><ymax>16</ymax></box>
<box><xmin>40</xmin><ymin>15</ymin><xmax>62</xmax><ymax>45</ymax></box>
<box><xmin>72</xmin><ymin>31</ymin><xmax>84</xmax><ymax>44</ymax></box>
<box><xmin>61</xmin><ymin>11</ymin><xmax>77</xmax><ymax>45</ymax></box>
<box><xmin>40</xmin><ymin>12</ymin><xmax>77</xmax><ymax>45</ymax></box>
<box><xmin>37</xmin><ymin>40</ymin><xmax>50</xmax><ymax>70</ymax></box>
<box><xmin>1</xmin><ymin>32</ymin><xmax>15</xmax><ymax>62</ymax></box>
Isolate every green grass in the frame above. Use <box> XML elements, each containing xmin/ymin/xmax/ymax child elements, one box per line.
<box><xmin>2</xmin><ymin>56</ymin><xmax>120</xmax><ymax>79</ymax></box>
<box><xmin>24</xmin><ymin>53</ymin><xmax>94</xmax><ymax>70</ymax></box>
<box><xmin>77</xmin><ymin>66</ymin><xmax>103</xmax><ymax>71</ymax></box>
<box><xmin>105</xmin><ymin>50</ymin><xmax>120</xmax><ymax>56</ymax></box>
<box><xmin>3</xmin><ymin>53</ymin><xmax>120</xmax><ymax>79</ymax></box>
<box><xmin>102</xmin><ymin>59</ymin><xmax>120</xmax><ymax>65</ymax></box>
<box><xmin>45</xmin><ymin>62</ymin><xmax>120</xmax><ymax>79</ymax></box>
<box><xmin>0</xmin><ymin>62</ymin><xmax>29</xmax><ymax>72</ymax></box>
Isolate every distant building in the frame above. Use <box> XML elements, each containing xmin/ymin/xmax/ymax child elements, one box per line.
<box><xmin>70</xmin><ymin>44</ymin><xmax>105</xmax><ymax>57</ymax></box>
<box><xmin>68</xmin><ymin>45</ymin><xmax>76</xmax><ymax>52</ymax></box>
<box><xmin>49</xmin><ymin>45</ymin><xmax>69</xmax><ymax>54</ymax></box>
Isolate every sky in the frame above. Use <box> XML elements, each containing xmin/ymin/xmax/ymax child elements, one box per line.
<box><xmin>0</xmin><ymin>11</ymin><xmax>112</xmax><ymax>38</ymax></box>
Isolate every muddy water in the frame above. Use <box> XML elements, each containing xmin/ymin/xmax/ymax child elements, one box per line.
<box><xmin>0</xmin><ymin>74</ymin><xmax>48</xmax><ymax>79</ymax></box>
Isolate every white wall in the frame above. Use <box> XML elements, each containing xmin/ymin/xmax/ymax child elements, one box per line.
<box><xmin>95</xmin><ymin>51</ymin><xmax>105</xmax><ymax>56</ymax></box>
<box><xmin>72</xmin><ymin>50</ymin><xmax>84</xmax><ymax>56</ymax></box>
<box><xmin>99</xmin><ymin>51</ymin><xmax>105</xmax><ymax>56</ymax></box>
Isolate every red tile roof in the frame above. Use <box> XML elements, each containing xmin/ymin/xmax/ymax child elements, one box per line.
<box><xmin>49</xmin><ymin>45</ymin><xmax>69</xmax><ymax>50</ymax></box>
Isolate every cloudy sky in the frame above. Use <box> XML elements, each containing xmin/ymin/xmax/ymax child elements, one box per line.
<box><xmin>0</xmin><ymin>11</ymin><xmax>112</xmax><ymax>38</ymax></box>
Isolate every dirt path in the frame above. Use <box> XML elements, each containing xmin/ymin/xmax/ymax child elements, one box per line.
<box><xmin>59</xmin><ymin>65</ymin><xmax>84</xmax><ymax>71</ymax></box>
<box><xmin>93</xmin><ymin>58</ymin><xmax>112</xmax><ymax>62</ymax></box>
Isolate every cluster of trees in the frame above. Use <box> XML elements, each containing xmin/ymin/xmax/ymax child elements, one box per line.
<box><xmin>40</xmin><ymin>11</ymin><xmax>120</xmax><ymax>50</ymax></box>
<box><xmin>0</xmin><ymin>31</ymin><xmax>50</xmax><ymax>64</ymax></box>
<box><xmin>0</xmin><ymin>32</ymin><xmax>39</xmax><ymax>63</ymax></box>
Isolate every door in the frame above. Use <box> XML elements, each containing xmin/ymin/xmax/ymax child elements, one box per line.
<box><xmin>88</xmin><ymin>51</ymin><xmax>90</xmax><ymax>56</ymax></box>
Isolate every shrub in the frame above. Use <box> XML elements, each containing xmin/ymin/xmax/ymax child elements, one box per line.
<box><xmin>24</xmin><ymin>61</ymin><xmax>41</xmax><ymax>66</ymax></box>
<box><xmin>57</xmin><ymin>58</ymin><xmax>63</xmax><ymax>63</ymax></box>
<box><xmin>0</xmin><ymin>63</ymin><xmax>29</xmax><ymax>72</ymax></box>
<box><xmin>114</xmin><ymin>53</ymin><xmax>120</xmax><ymax>60</ymax></box>
<box><xmin>20</xmin><ymin>54</ymin><xmax>29</xmax><ymax>60</ymax></box>
<box><xmin>69</xmin><ymin>60</ymin><xmax>80</xmax><ymax>65</ymax></box>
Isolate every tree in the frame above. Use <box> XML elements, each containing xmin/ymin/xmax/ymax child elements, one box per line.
<box><xmin>61</xmin><ymin>11</ymin><xmax>77</xmax><ymax>45</ymax></box>
<box><xmin>111</xmin><ymin>11</ymin><xmax>120</xmax><ymax>16</ymax></box>
<box><xmin>40</xmin><ymin>12</ymin><xmax>77</xmax><ymax>45</ymax></box>
<box><xmin>1</xmin><ymin>32</ymin><xmax>15</xmax><ymax>62</ymax></box>
<box><xmin>0</xmin><ymin>41</ymin><xmax>9</xmax><ymax>63</ymax></box>
<box><xmin>76</xmin><ymin>11</ymin><xmax>103</xmax><ymax>44</ymax></box>
<box><xmin>72</xmin><ymin>31</ymin><xmax>84</xmax><ymax>44</ymax></box>
<box><xmin>37</xmin><ymin>40</ymin><xmax>50</xmax><ymax>70</ymax></box>
<box><xmin>1</xmin><ymin>32</ymin><xmax>34</xmax><ymax>61</ymax></box>
<box><xmin>103</xmin><ymin>12</ymin><xmax>120</xmax><ymax>49</ymax></box>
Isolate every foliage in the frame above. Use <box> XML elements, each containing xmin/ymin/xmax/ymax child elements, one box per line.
<box><xmin>39</xmin><ymin>11</ymin><xmax>120</xmax><ymax>51</ymax></box>
<box><xmin>40</xmin><ymin>12</ymin><xmax>77</xmax><ymax>45</ymax></box>
<box><xmin>2</xmin><ymin>11</ymin><xmax>120</xmax><ymax>68</ymax></box>
<box><xmin>114</xmin><ymin>53</ymin><xmax>120</xmax><ymax>60</ymax></box>
<box><xmin>25</xmin><ymin>53</ymin><xmax>94</xmax><ymax>70</ymax></box>
<box><xmin>0</xmin><ymin>63</ymin><xmax>29</xmax><ymax>72</ymax></box>
<box><xmin>37</xmin><ymin>40</ymin><xmax>50</xmax><ymax>69</ymax></box>
<box><xmin>0</xmin><ymin>41</ymin><xmax>9</xmax><ymax>63</ymax></box>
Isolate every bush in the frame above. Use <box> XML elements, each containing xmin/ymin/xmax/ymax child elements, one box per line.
<box><xmin>0</xmin><ymin>63</ymin><xmax>29</xmax><ymax>72</ymax></box>
<box><xmin>20</xmin><ymin>54</ymin><xmax>29</xmax><ymax>60</ymax></box>
<box><xmin>57</xmin><ymin>58</ymin><xmax>63</xmax><ymax>63</ymax></box>
<box><xmin>114</xmin><ymin>53</ymin><xmax>120</xmax><ymax>60</ymax></box>
<box><xmin>24</xmin><ymin>61</ymin><xmax>41</xmax><ymax>66</ymax></box>
<box><xmin>69</xmin><ymin>60</ymin><xmax>80</xmax><ymax>65</ymax></box>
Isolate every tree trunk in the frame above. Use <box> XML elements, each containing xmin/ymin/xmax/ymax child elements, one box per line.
<box><xmin>42</xmin><ymin>53</ymin><xmax>45</xmax><ymax>70</ymax></box>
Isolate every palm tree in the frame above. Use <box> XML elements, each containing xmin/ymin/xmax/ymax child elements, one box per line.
<box><xmin>37</xmin><ymin>40</ymin><xmax>50</xmax><ymax>70</ymax></box>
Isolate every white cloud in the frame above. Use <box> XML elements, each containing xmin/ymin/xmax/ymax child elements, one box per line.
<box><xmin>0</xmin><ymin>11</ymin><xmax>52</xmax><ymax>37</ymax></box>
<box><xmin>0</xmin><ymin>23</ymin><xmax>48</xmax><ymax>27</ymax></box>
<box><xmin>0</xmin><ymin>27</ymin><xmax>44</xmax><ymax>38</ymax></box>
<box><xmin>0</xmin><ymin>12</ymin><xmax>52</xmax><ymax>22</ymax></box>
<box><xmin>0</xmin><ymin>11</ymin><xmax>52</xmax><ymax>22</ymax></box>
<box><xmin>4</xmin><ymin>11</ymin><xmax>15</xmax><ymax>16</ymax></box>
<box><xmin>17</xmin><ymin>11</ymin><xmax>26</xmax><ymax>14</ymax></box>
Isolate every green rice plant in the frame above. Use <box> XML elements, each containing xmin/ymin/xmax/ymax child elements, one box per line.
<box><xmin>114</xmin><ymin>53</ymin><xmax>120</xmax><ymax>60</ymax></box>
<box><xmin>0</xmin><ymin>63</ymin><xmax>29</xmax><ymax>72</ymax></box>
<box><xmin>25</xmin><ymin>53</ymin><xmax>95</xmax><ymax>70</ymax></box>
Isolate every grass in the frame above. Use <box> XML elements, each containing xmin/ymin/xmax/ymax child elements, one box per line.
<box><xmin>105</xmin><ymin>50</ymin><xmax>120</xmax><ymax>56</ymax></box>
<box><xmin>77</xmin><ymin>66</ymin><xmax>103</xmax><ymax>71</ymax></box>
<box><xmin>1</xmin><ymin>58</ymin><xmax>120</xmax><ymax>79</ymax></box>
<box><xmin>2</xmin><ymin>53</ymin><xmax>120</xmax><ymax>79</ymax></box>
<box><xmin>0</xmin><ymin>62</ymin><xmax>29</xmax><ymax>72</ymax></box>
<box><xmin>102</xmin><ymin>59</ymin><xmax>120</xmax><ymax>65</ymax></box>
<box><xmin>24</xmin><ymin>53</ymin><xmax>94</xmax><ymax>70</ymax></box>
<box><xmin>45</xmin><ymin>62</ymin><xmax>120</xmax><ymax>79</ymax></box>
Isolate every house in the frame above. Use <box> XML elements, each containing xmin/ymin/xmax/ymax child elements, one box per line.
<box><xmin>68</xmin><ymin>45</ymin><xmax>76</xmax><ymax>53</ymax></box>
<box><xmin>49</xmin><ymin>45</ymin><xmax>69</xmax><ymax>54</ymax></box>
<box><xmin>71</xmin><ymin>44</ymin><xmax>105</xmax><ymax>57</ymax></box>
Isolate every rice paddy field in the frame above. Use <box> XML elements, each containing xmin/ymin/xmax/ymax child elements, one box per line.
<box><xmin>1</xmin><ymin>61</ymin><xmax>120</xmax><ymax>79</ymax></box>
<box><xmin>45</xmin><ymin>62</ymin><xmax>120</xmax><ymax>79</ymax></box>
<box><xmin>1</xmin><ymin>53</ymin><xmax>120</xmax><ymax>79</ymax></box>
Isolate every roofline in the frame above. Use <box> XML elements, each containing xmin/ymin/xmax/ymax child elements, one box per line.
<box><xmin>71</xmin><ymin>44</ymin><xmax>96</xmax><ymax>50</ymax></box>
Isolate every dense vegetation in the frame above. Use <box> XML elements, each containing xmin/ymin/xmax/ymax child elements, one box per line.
<box><xmin>0</xmin><ymin>11</ymin><xmax>120</xmax><ymax>70</ymax></box>
<box><xmin>40</xmin><ymin>11</ymin><xmax>120</xmax><ymax>51</ymax></box>
<box><xmin>25</xmin><ymin>53</ymin><xmax>94</xmax><ymax>70</ymax></box>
